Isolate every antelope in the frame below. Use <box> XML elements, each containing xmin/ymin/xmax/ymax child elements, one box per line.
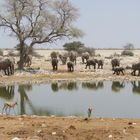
<box><xmin>2</xmin><ymin>101</ymin><xmax>18</xmax><ymax>115</ymax></box>
<box><xmin>87</xmin><ymin>107</ymin><xmax>93</xmax><ymax>118</ymax></box>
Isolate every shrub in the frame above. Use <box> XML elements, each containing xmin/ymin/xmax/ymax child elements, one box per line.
<box><xmin>63</xmin><ymin>41</ymin><xmax>84</xmax><ymax>52</ymax></box>
<box><xmin>121</xmin><ymin>50</ymin><xmax>134</xmax><ymax>56</ymax></box>
<box><xmin>85</xmin><ymin>47</ymin><xmax>95</xmax><ymax>56</ymax></box>
<box><xmin>77</xmin><ymin>47</ymin><xmax>95</xmax><ymax>56</ymax></box>
<box><xmin>0</xmin><ymin>49</ymin><xmax>3</xmax><ymax>56</ymax></box>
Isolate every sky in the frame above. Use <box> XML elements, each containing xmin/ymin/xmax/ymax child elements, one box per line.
<box><xmin>0</xmin><ymin>0</ymin><xmax>140</xmax><ymax>49</ymax></box>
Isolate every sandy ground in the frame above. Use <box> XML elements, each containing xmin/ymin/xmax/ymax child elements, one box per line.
<box><xmin>0</xmin><ymin>49</ymin><xmax>140</xmax><ymax>140</ymax></box>
<box><xmin>0</xmin><ymin>115</ymin><xmax>140</xmax><ymax>140</ymax></box>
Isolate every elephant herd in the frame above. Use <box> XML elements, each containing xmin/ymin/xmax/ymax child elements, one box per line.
<box><xmin>1</xmin><ymin>50</ymin><xmax>140</xmax><ymax>77</ymax></box>
<box><xmin>51</xmin><ymin>51</ymin><xmax>140</xmax><ymax>76</ymax></box>
<box><xmin>111</xmin><ymin>58</ymin><xmax>140</xmax><ymax>76</ymax></box>
<box><xmin>51</xmin><ymin>51</ymin><xmax>104</xmax><ymax>72</ymax></box>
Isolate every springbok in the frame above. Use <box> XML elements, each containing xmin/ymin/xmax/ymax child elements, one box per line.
<box><xmin>87</xmin><ymin>107</ymin><xmax>93</xmax><ymax>118</ymax></box>
<box><xmin>2</xmin><ymin>101</ymin><xmax>18</xmax><ymax>115</ymax></box>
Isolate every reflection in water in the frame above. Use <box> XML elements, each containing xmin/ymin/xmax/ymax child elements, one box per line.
<box><xmin>131</xmin><ymin>81</ymin><xmax>140</xmax><ymax>94</ymax></box>
<box><xmin>67</xmin><ymin>82</ymin><xmax>78</xmax><ymax>90</ymax></box>
<box><xmin>18</xmin><ymin>84</ymin><xmax>52</xmax><ymax>115</ymax></box>
<box><xmin>18</xmin><ymin>84</ymin><xmax>33</xmax><ymax>115</ymax></box>
<box><xmin>1</xmin><ymin>81</ymin><xmax>140</xmax><ymax>118</ymax></box>
<box><xmin>51</xmin><ymin>83</ymin><xmax>59</xmax><ymax>92</ymax></box>
<box><xmin>51</xmin><ymin>82</ymin><xmax>78</xmax><ymax>92</ymax></box>
<box><xmin>82</xmin><ymin>81</ymin><xmax>104</xmax><ymax>90</ymax></box>
<box><xmin>111</xmin><ymin>81</ymin><xmax>125</xmax><ymax>92</ymax></box>
<box><xmin>0</xmin><ymin>86</ymin><xmax>15</xmax><ymax>100</ymax></box>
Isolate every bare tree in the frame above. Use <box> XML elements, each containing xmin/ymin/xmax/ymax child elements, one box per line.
<box><xmin>0</xmin><ymin>0</ymin><xmax>83</xmax><ymax>69</ymax></box>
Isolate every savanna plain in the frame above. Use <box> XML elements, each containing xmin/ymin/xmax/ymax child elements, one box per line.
<box><xmin>0</xmin><ymin>49</ymin><xmax>140</xmax><ymax>140</ymax></box>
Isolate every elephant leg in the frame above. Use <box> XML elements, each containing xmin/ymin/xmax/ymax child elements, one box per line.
<box><xmin>4</xmin><ymin>69</ymin><xmax>7</xmax><ymax>75</ymax></box>
<box><xmin>72</xmin><ymin>66</ymin><xmax>74</xmax><ymax>72</ymax></box>
<box><xmin>116</xmin><ymin>70</ymin><xmax>119</xmax><ymax>75</ymax></box>
<box><xmin>134</xmin><ymin>70</ymin><xmax>136</xmax><ymax>76</ymax></box>
<box><xmin>89</xmin><ymin>65</ymin><xmax>91</xmax><ymax>69</ymax></box>
<box><xmin>94</xmin><ymin>65</ymin><xmax>96</xmax><ymax>69</ymax></box>
<box><xmin>71</xmin><ymin>66</ymin><xmax>73</xmax><ymax>72</ymax></box>
<box><xmin>9</xmin><ymin>67</ymin><xmax>12</xmax><ymax>75</ymax></box>
<box><xmin>29</xmin><ymin>60</ymin><xmax>32</xmax><ymax>66</ymax></box>
<box><xmin>82</xmin><ymin>58</ymin><xmax>84</xmax><ymax>64</ymax></box>
<box><xmin>121</xmin><ymin>70</ymin><xmax>124</xmax><ymax>75</ymax></box>
<box><xmin>5</xmin><ymin>68</ymin><xmax>9</xmax><ymax>75</ymax></box>
<box><xmin>131</xmin><ymin>70</ymin><xmax>134</xmax><ymax>75</ymax></box>
<box><xmin>53</xmin><ymin>65</ymin><xmax>55</xmax><ymax>70</ymax></box>
<box><xmin>70</xmin><ymin>66</ymin><xmax>72</xmax><ymax>72</ymax></box>
<box><xmin>118</xmin><ymin>70</ymin><xmax>121</xmax><ymax>75</ymax></box>
<box><xmin>138</xmin><ymin>70</ymin><xmax>140</xmax><ymax>76</ymax></box>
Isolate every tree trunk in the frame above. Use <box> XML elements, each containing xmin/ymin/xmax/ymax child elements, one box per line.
<box><xmin>18</xmin><ymin>42</ymin><xmax>25</xmax><ymax>69</ymax></box>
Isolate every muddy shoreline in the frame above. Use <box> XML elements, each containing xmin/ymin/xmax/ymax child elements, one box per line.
<box><xmin>0</xmin><ymin>71</ymin><xmax>140</xmax><ymax>86</ymax></box>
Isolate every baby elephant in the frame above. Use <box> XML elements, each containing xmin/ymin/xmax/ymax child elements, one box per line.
<box><xmin>113</xmin><ymin>67</ymin><xmax>125</xmax><ymax>75</ymax></box>
<box><xmin>85</xmin><ymin>59</ymin><xmax>97</xmax><ymax>69</ymax></box>
<box><xmin>67</xmin><ymin>61</ymin><xmax>74</xmax><ymax>72</ymax></box>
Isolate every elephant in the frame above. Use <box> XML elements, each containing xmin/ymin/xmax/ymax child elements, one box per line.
<box><xmin>24</xmin><ymin>54</ymin><xmax>32</xmax><ymax>67</ymax></box>
<box><xmin>111</xmin><ymin>58</ymin><xmax>120</xmax><ymax>70</ymax></box>
<box><xmin>85</xmin><ymin>59</ymin><xmax>98</xmax><ymax>69</ymax></box>
<box><xmin>50</xmin><ymin>51</ymin><xmax>58</xmax><ymax>59</ymax></box>
<box><xmin>67</xmin><ymin>61</ymin><xmax>74</xmax><ymax>72</ymax></box>
<box><xmin>112</xmin><ymin>67</ymin><xmax>125</xmax><ymax>75</ymax></box>
<box><xmin>7</xmin><ymin>58</ymin><xmax>14</xmax><ymax>75</ymax></box>
<box><xmin>17</xmin><ymin>54</ymin><xmax>32</xmax><ymax>68</ymax></box>
<box><xmin>131</xmin><ymin>62</ymin><xmax>140</xmax><ymax>76</ymax></box>
<box><xmin>96</xmin><ymin>59</ymin><xmax>104</xmax><ymax>69</ymax></box>
<box><xmin>51</xmin><ymin>58</ymin><xmax>58</xmax><ymax>71</ymax></box>
<box><xmin>68</xmin><ymin>51</ymin><xmax>77</xmax><ymax>65</ymax></box>
<box><xmin>0</xmin><ymin>58</ymin><xmax>14</xmax><ymax>75</ymax></box>
<box><xmin>59</xmin><ymin>53</ymin><xmax>68</xmax><ymax>65</ymax></box>
<box><xmin>81</xmin><ymin>52</ymin><xmax>89</xmax><ymax>64</ymax></box>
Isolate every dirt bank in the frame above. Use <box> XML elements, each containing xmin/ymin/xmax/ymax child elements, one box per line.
<box><xmin>0</xmin><ymin>115</ymin><xmax>140</xmax><ymax>140</ymax></box>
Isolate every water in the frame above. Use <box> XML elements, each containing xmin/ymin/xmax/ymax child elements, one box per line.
<box><xmin>0</xmin><ymin>81</ymin><xmax>140</xmax><ymax>118</ymax></box>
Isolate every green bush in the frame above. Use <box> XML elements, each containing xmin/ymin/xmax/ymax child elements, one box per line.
<box><xmin>121</xmin><ymin>50</ymin><xmax>134</xmax><ymax>56</ymax></box>
<box><xmin>77</xmin><ymin>47</ymin><xmax>95</xmax><ymax>56</ymax></box>
<box><xmin>63</xmin><ymin>41</ymin><xmax>84</xmax><ymax>52</ymax></box>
